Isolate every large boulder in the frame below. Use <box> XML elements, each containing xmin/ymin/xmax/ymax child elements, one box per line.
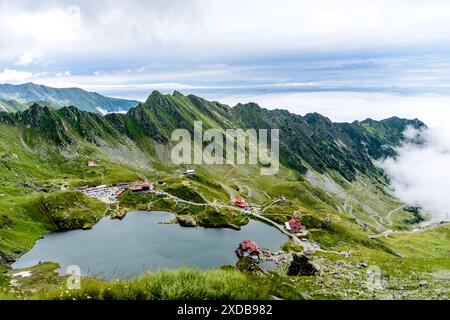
<box><xmin>236</xmin><ymin>257</ymin><xmax>265</xmax><ymax>275</ymax></box>
<box><xmin>287</xmin><ymin>253</ymin><xmax>318</xmax><ymax>276</ymax></box>
<box><xmin>177</xmin><ymin>215</ymin><xmax>198</xmax><ymax>227</ymax></box>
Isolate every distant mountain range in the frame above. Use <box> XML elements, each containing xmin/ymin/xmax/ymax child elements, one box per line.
<box><xmin>0</xmin><ymin>82</ymin><xmax>139</xmax><ymax>114</ymax></box>
<box><xmin>0</xmin><ymin>90</ymin><xmax>425</xmax><ymax>181</ymax></box>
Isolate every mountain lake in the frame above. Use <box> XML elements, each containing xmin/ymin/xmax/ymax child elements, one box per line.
<box><xmin>13</xmin><ymin>211</ymin><xmax>288</xmax><ymax>278</ymax></box>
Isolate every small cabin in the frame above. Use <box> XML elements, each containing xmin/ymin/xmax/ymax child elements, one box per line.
<box><xmin>184</xmin><ymin>169</ymin><xmax>195</xmax><ymax>177</ymax></box>
<box><xmin>86</xmin><ymin>161</ymin><xmax>97</xmax><ymax>167</ymax></box>
<box><xmin>130</xmin><ymin>184</ymin><xmax>152</xmax><ymax>193</ymax></box>
<box><xmin>285</xmin><ymin>218</ymin><xmax>303</xmax><ymax>233</ymax></box>
<box><xmin>231</xmin><ymin>197</ymin><xmax>249</xmax><ymax>208</ymax></box>
<box><xmin>130</xmin><ymin>186</ymin><xmax>143</xmax><ymax>193</ymax></box>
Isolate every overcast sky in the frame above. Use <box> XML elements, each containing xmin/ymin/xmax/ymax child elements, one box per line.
<box><xmin>2</xmin><ymin>0</ymin><xmax>450</xmax><ymax>102</ymax></box>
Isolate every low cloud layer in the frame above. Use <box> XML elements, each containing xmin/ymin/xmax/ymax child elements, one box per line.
<box><xmin>0</xmin><ymin>68</ymin><xmax>33</xmax><ymax>82</ymax></box>
<box><xmin>381</xmin><ymin>126</ymin><xmax>450</xmax><ymax>221</ymax></box>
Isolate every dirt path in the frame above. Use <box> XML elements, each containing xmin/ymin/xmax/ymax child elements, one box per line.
<box><xmin>341</xmin><ymin>200</ymin><xmax>367</xmax><ymax>229</ymax></box>
<box><xmin>159</xmin><ymin>189</ymin><xmax>245</xmax><ymax>214</ymax></box>
<box><xmin>221</xmin><ymin>183</ymin><xmax>237</xmax><ymax>201</ymax></box>
<box><xmin>249</xmin><ymin>210</ymin><xmax>342</xmax><ymax>254</ymax></box>
<box><xmin>385</xmin><ymin>205</ymin><xmax>406</xmax><ymax>226</ymax></box>
<box><xmin>261</xmin><ymin>198</ymin><xmax>282</xmax><ymax>213</ymax></box>
<box><xmin>236</xmin><ymin>183</ymin><xmax>253</xmax><ymax>198</ymax></box>
<box><xmin>249</xmin><ymin>211</ymin><xmax>299</xmax><ymax>241</ymax></box>
<box><xmin>368</xmin><ymin>222</ymin><xmax>450</xmax><ymax>239</ymax></box>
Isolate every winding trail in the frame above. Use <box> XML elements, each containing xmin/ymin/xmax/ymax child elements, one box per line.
<box><xmin>261</xmin><ymin>198</ymin><xmax>283</xmax><ymax>214</ymax></box>
<box><xmin>340</xmin><ymin>200</ymin><xmax>367</xmax><ymax>229</ymax></box>
<box><xmin>160</xmin><ymin>190</ymin><xmax>231</xmax><ymax>209</ymax></box>
<box><xmin>236</xmin><ymin>183</ymin><xmax>253</xmax><ymax>198</ymax></box>
<box><xmin>368</xmin><ymin>222</ymin><xmax>450</xmax><ymax>239</ymax></box>
<box><xmin>385</xmin><ymin>205</ymin><xmax>406</xmax><ymax>226</ymax></box>
<box><xmin>249</xmin><ymin>212</ymin><xmax>299</xmax><ymax>242</ymax></box>
<box><xmin>249</xmin><ymin>211</ymin><xmax>335</xmax><ymax>253</ymax></box>
<box><xmin>221</xmin><ymin>183</ymin><xmax>237</xmax><ymax>201</ymax></box>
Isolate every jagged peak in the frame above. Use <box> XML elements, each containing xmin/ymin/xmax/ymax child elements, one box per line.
<box><xmin>172</xmin><ymin>90</ymin><xmax>184</xmax><ymax>97</ymax></box>
<box><xmin>29</xmin><ymin>102</ymin><xmax>43</xmax><ymax>108</ymax></box>
<box><xmin>145</xmin><ymin>90</ymin><xmax>164</xmax><ymax>102</ymax></box>
<box><xmin>144</xmin><ymin>90</ymin><xmax>176</xmax><ymax>110</ymax></box>
<box><xmin>361</xmin><ymin>117</ymin><xmax>376</xmax><ymax>123</ymax></box>
<box><xmin>60</xmin><ymin>105</ymin><xmax>80</xmax><ymax>112</ymax></box>
<box><xmin>304</xmin><ymin>112</ymin><xmax>332</xmax><ymax>124</ymax></box>
<box><xmin>25</xmin><ymin>102</ymin><xmax>51</xmax><ymax>113</ymax></box>
<box><xmin>233</xmin><ymin>101</ymin><xmax>263</xmax><ymax>111</ymax></box>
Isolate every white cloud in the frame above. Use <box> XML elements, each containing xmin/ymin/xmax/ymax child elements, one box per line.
<box><xmin>0</xmin><ymin>68</ymin><xmax>34</xmax><ymax>82</ymax></box>
<box><xmin>96</xmin><ymin>107</ymin><xmax>108</xmax><ymax>115</ymax></box>
<box><xmin>1</xmin><ymin>0</ymin><xmax>450</xmax><ymax>64</ymax></box>
<box><xmin>56</xmin><ymin>71</ymin><xmax>71</xmax><ymax>77</ymax></box>
<box><xmin>1</xmin><ymin>4</ymin><xmax>82</xmax><ymax>61</ymax></box>
<box><xmin>96</xmin><ymin>107</ymin><xmax>128</xmax><ymax>115</ymax></box>
<box><xmin>14</xmin><ymin>53</ymin><xmax>36</xmax><ymax>66</ymax></box>
<box><xmin>381</xmin><ymin>126</ymin><xmax>450</xmax><ymax>221</ymax></box>
<box><xmin>212</xmin><ymin>91</ymin><xmax>450</xmax><ymax>128</ymax></box>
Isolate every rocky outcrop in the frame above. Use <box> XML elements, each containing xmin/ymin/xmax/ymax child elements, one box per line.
<box><xmin>127</xmin><ymin>103</ymin><xmax>167</xmax><ymax>143</ymax></box>
<box><xmin>0</xmin><ymin>251</ymin><xmax>15</xmax><ymax>265</ymax></box>
<box><xmin>177</xmin><ymin>215</ymin><xmax>198</xmax><ymax>227</ymax></box>
<box><xmin>287</xmin><ymin>253</ymin><xmax>318</xmax><ymax>276</ymax></box>
<box><xmin>274</xmin><ymin>196</ymin><xmax>292</xmax><ymax>206</ymax></box>
<box><xmin>111</xmin><ymin>209</ymin><xmax>128</xmax><ymax>220</ymax></box>
<box><xmin>236</xmin><ymin>257</ymin><xmax>265</xmax><ymax>274</ymax></box>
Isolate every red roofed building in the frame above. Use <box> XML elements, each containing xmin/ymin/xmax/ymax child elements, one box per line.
<box><xmin>231</xmin><ymin>197</ymin><xmax>249</xmax><ymax>208</ymax></box>
<box><xmin>130</xmin><ymin>183</ymin><xmax>152</xmax><ymax>193</ymax></box>
<box><xmin>235</xmin><ymin>240</ymin><xmax>261</xmax><ymax>261</ymax></box>
<box><xmin>130</xmin><ymin>186</ymin><xmax>143</xmax><ymax>192</ymax></box>
<box><xmin>285</xmin><ymin>218</ymin><xmax>303</xmax><ymax>233</ymax></box>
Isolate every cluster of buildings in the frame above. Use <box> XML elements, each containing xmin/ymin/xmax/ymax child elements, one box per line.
<box><xmin>80</xmin><ymin>184</ymin><xmax>129</xmax><ymax>203</ymax></box>
<box><xmin>81</xmin><ymin>178</ymin><xmax>165</xmax><ymax>202</ymax></box>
